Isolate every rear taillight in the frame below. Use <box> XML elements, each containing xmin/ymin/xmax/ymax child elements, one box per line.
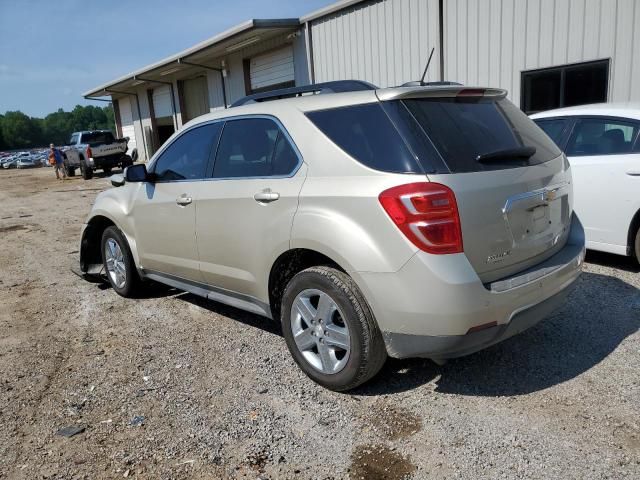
<box><xmin>86</xmin><ymin>146</ymin><xmax>92</xmax><ymax>158</ymax></box>
<box><xmin>379</xmin><ymin>182</ymin><xmax>463</xmax><ymax>254</ymax></box>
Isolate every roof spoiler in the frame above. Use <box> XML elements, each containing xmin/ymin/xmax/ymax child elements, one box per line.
<box><xmin>231</xmin><ymin>80</ymin><xmax>378</xmax><ymax>107</ymax></box>
<box><xmin>376</xmin><ymin>86</ymin><xmax>508</xmax><ymax>102</ymax></box>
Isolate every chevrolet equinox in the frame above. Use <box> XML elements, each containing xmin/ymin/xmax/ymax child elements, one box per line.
<box><xmin>78</xmin><ymin>81</ymin><xmax>585</xmax><ymax>391</ymax></box>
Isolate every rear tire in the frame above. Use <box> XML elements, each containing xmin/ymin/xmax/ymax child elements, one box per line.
<box><xmin>101</xmin><ymin>226</ymin><xmax>140</xmax><ymax>298</ymax></box>
<box><xmin>103</xmin><ymin>166</ymin><xmax>112</xmax><ymax>175</ymax></box>
<box><xmin>65</xmin><ymin>166</ymin><xmax>75</xmax><ymax>177</ymax></box>
<box><xmin>281</xmin><ymin>266</ymin><xmax>387</xmax><ymax>391</ymax></box>
<box><xmin>634</xmin><ymin>226</ymin><xmax>640</xmax><ymax>265</ymax></box>
<box><xmin>121</xmin><ymin>155</ymin><xmax>133</xmax><ymax>170</ymax></box>
<box><xmin>81</xmin><ymin>164</ymin><xmax>93</xmax><ymax>180</ymax></box>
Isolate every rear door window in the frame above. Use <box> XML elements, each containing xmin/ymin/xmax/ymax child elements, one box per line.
<box><xmin>212</xmin><ymin>118</ymin><xmax>300</xmax><ymax>178</ymax></box>
<box><xmin>403</xmin><ymin>97</ymin><xmax>562</xmax><ymax>172</ymax></box>
<box><xmin>566</xmin><ymin>118</ymin><xmax>640</xmax><ymax>156</ymax></box>
<box><xmin>533</xmin><ymin>118</ymin><xmax>569</xmax><ymax>146</ymax></box>
<box><xmin>305</xmin><ymin>103</ymin><xmax>423</xmax><ymax>174</ymax></box>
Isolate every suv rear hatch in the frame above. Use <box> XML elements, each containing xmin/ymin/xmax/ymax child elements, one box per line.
<box><xmin>383</xmin><ymin>87</ymin><xmax>572</xmax><ymax>283</ymax></box>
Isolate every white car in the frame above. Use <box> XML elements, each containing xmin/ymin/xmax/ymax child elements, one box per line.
<box><xmin>531</xmin><ymin>104</ymin><xmax>640</xmax><ymax>263</ymax></box>
<box><xmin>17</xmin><ymin>157</ymin><xmax>41</xmax><ymax>169</ymax></box>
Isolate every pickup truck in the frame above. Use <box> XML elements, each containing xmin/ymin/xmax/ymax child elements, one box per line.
<box><xmin>63</xmin><ymin>130</ymin><xmax>133</xmax><ymax>180</ymax></box>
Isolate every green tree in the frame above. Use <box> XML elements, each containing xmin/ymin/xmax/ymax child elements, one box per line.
<box><xmin>1</xmin><ymin>111</ymin><xmax>41</xmax><ymax>149</ymax></box>
<box><xmin>0</xmin><ymin>114</ymin><xmax>5</xmax><ymax>150</ymax></box>
<box><xmin>0</xmin><ymin>104</ymin><xmax>116</xmax><ymax>150</ymax></box>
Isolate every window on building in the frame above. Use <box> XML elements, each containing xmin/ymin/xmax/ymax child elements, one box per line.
<box><xmin>566</xmin><ymin>118</ymin><xmax>639</xmax><ymax>156</ymax></box>
<box><xmin>521</xmin><ymin>60</ymin><xmax>609</xmax><ymax>115</ymax></box>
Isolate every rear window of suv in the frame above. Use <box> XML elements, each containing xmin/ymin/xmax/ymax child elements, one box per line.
<box><xmin>305</xmin><ymin>103</ymin><xmax>424</xmax><ymax>174</ymax></box>
<box><xmin>403</xmin><ymin>97</ymin><xmax>562</xmax><ymax>173</ymax></box>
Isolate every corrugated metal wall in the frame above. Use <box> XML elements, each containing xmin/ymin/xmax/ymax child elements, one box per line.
<box><xmin>224</xmin><ymin>33</ymin><xmax>305</xmax><ymax>104</ymax></box>
<box><xmin>443</xmin><ymin>0</ymin><xmax>640</xmax><ymax>105</ymax></box>
<box><xmin>249</xmin><ymin>46</ymin><xmax>295</xmax><ymax>90</ymax></box>
<box><xmin>310</xmin><ymin>0</ymin><xmax>442</xmax><ymax>87</ymax></box>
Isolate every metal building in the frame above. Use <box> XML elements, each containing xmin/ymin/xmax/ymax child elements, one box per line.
<box><xmin>84</xmin><ymin>0</ymin><xmax>640</xmax><ymax>162</ymax></box>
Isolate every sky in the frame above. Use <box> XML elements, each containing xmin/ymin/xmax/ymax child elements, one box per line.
<box><xmin>0</xmin><ymin>0</ymin><xmax>333</xmax><ymax>117</ymax></box>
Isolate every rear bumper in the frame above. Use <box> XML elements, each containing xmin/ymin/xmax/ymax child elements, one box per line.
<box><xmin>354</xmin><ymin>214</ymin><xmax>585</xmax><ymax>359</ymax></box>
<box><xmin>89</xmin><ymin>154</ymin><xmax>126</xmax><ymax>169</ymax></box>
<box><xmin>383</xmin><ymin>283</ymin><xmax>575</xmax><ymax>359</ymax></box>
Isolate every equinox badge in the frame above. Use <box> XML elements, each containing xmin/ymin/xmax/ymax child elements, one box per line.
<box><xmin>487</xmin><ymin>250</ymin><xmax>511</xmax><ymax>263</ymax></box>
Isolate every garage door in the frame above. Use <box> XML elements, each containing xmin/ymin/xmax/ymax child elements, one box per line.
<box><xmin>249</xmin><ymin>45</ymin><xmax>295</xmax><ymax>92</ymax></box>
<box><xmin>152</xmin><ymin>85</ymin><xmax>173</xmax><ymax>118</ymax></box>
<box><xmin>183</xmin><ymin>76</ymin><xmax>210</xmax><ymax>122</ymax></box>
<box><xmin>118</xmin><ymin>97</ymin><xmax>136</xmax><ymax>155</ymax></box>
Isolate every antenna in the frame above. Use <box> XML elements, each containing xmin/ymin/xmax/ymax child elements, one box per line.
<box><xmin>420</xmin><ymin>48</ymin><xmax>435</xmax><ymax>85</ymax></box>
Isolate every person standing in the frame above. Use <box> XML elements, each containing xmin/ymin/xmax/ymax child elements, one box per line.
<box><xmin>48</xmin><ymin>144</ymin><xmax>66</xmax><ymax>180</ymax></box>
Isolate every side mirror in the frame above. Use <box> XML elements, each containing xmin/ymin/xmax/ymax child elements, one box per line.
<box><xmin>124</xmin><ymin>163</ymin><xmax>149</xmax><ymax>183</ymax></box>
<box><xmin>111</xmin><ymin>174</ymin><xmax>125</xmax><ymax>187</ymax></box>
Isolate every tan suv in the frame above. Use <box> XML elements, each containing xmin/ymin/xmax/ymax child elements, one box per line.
<box><xmin>78</xmin><ymin>81</ymin><xmax>585</xmax><ymax>391</ymax></box>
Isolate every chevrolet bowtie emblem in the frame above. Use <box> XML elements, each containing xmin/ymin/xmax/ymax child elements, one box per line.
<box><xmin>544</xmin><ymin>189</ymin><xmax>557</xmax><ymax>202</ymax></box>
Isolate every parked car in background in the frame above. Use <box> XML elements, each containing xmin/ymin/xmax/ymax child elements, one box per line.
<box><xmin>531</xmin><ymin>104</ymin><xmax>640</xmax><ymax>263</ymax></box>
<box><xmin>63</xmin><ymin>130</ymin><xmax>133</xmax><ymax>180</ymax></box>
<box><xmin>2</xmin><ymin>157</ymin><xmax>19</xmax><ymax>169</ymax></box>
<box><xmin>17</xmin><ymin>157</ymin><xmax>42</xmax><ymax>169</ymax></box>
<box><xmin>77</xmin><ymin>81</ymin><xmax>584</xmax><ymax>391</ymax></box>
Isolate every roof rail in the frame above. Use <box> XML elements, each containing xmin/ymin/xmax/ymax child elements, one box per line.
<box><xmin>231</xmin><ymin>80</ymin><xmax>378</xmax><ymax>107</ymax></box>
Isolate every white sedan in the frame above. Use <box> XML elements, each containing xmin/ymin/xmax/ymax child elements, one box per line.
<box><xmin>531</xmin><ymin>103</ymin><xmax>640</xmax><ymax>264</ymax></box>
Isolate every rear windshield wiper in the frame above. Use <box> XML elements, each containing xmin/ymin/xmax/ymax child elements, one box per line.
<box><xmin>476</xmin><ymin>146</ymin><xmax>536</xmax><ymax>163</ymax></box>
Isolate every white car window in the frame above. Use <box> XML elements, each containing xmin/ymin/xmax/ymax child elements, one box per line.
<box><xmin>566</xmin><ymin>118</ymin><xmax>639</xmax><ymax>156</ymax></box>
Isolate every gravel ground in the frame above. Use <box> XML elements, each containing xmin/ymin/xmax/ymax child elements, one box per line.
<box><xmin>0</xmin><ymin>167</ymin><xmax>638</xmax><ymax>479</ymax></box>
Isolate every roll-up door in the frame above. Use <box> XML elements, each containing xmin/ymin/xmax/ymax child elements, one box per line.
<box><xmin>183</xmin><ymin>76</ymin><xmax>210</xmax><ymax>122</ymax></box>
<box><xmin>152</xmin><ymin>85</ymin><xmax>173</xmax><ymax>118</ymax></box>
<box><xmin>249</xmin><ymin>45</ymin><xmax>295</xmax><ymax>92</ymax></box>
<box><xmin>118</xmin><ymin>97</ymin><xmax>136</xmax><ymax>155</ymax></box>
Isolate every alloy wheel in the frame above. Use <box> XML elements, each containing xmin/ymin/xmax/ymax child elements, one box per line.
<box><xmin>290</xmin><ymin>288</ymin><xmax>351</xmax><ymax>374</ymax></box>
<box><xmin>104</xmin><ymin>237</ymin><xmax>127</xmax><ymax>289</ymax></box>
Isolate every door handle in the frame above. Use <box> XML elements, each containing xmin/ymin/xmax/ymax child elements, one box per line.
<box><xmin>626</xmin><ymin>171</ymin><xmax>640</xmax><ymax>177</ymax></box>
<box><xmin>176</xmin><ymin>194</ymin><xmax>193</xmax><ymax>206</ymax></box>
<box><xmin>254</xmin><ymin>189</ymin><xmax>280</xmax><ymax>203</ymax></box>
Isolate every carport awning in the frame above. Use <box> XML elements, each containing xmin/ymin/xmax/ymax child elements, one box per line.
<box><xmin>84</xmin><ymin>18</ymin><xmax>299</xmax><ymax>98</ymax></box>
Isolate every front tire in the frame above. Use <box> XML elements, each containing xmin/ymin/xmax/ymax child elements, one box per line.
<box><xmin>634</xmin><ymin>226</ymin><xmax>640</xmax><ymax>265</ymax></box>
<box><xmin>101</xmin><ymin>226</ymin><xmax>140</xmax><ymax>297</ymax></box>
<box><xmin>65</xmin><ymin>166</ymin><xmax>75</xmax><ymax>177</ymax></box>
<box><xmin>281</xmin><ymin>266</ymin><xmax>387</xmax><ymax>391</ymax></box>
<box><xmin>103</xmin><ymin>166</ymin><xmax>112</xmax><ymax>175</ymax></box>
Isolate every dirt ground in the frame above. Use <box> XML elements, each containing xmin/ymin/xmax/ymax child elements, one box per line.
<box><xmin>0</xmin><ymin>167</ymin><xmax>638</xmax><ymax>479</ymax></box>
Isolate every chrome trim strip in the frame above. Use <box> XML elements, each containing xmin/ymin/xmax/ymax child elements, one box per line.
<box><xmin>501</xmin><ymin>181</ymin><xmax>571</xmax><ymax>247</ymax></box>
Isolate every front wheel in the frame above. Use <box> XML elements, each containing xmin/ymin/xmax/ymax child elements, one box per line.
<box><xmin>101</xmin><ymin>226</ymin><xmax>140</xmax><ymax>297</ymax></box>
<box><xmin>634</xmin><ymin>226</ymin><xmax>640</xmax><ymax>265</ymax></box>
<box><xmin>65</xmin><ymin>166</ymin><xmax>75</xmax><ymax>177</ymax></box>
<box><xmin>103</xmin><ymin>166</ymin><xmax>112</xmax><ymax>175</ymax></box>
<box><xmin>281</xmin><ymin>266</ymin><xmax>387</xmax><ymax>391</ymax></box>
